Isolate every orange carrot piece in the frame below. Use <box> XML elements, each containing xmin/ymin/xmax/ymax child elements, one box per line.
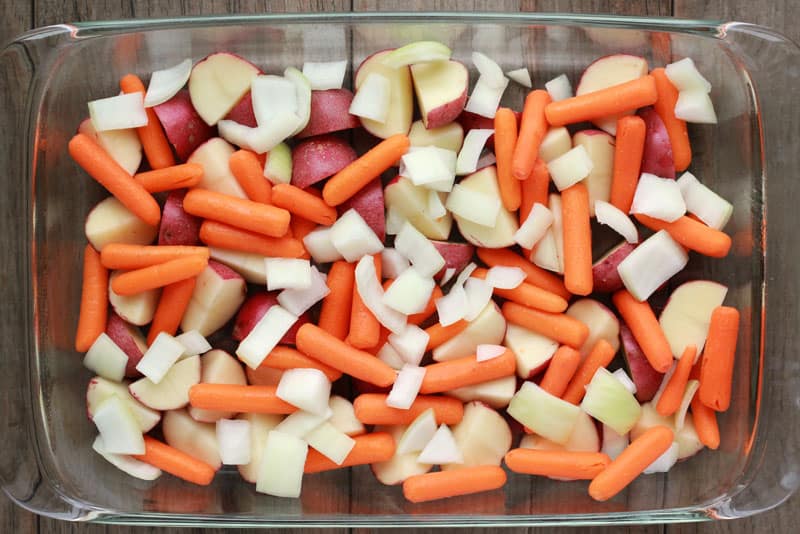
<box><xmin>502</xmin><ymin>301</ymin><xmax>589</xmax><ymax>349</ymax></box>
<box><xmin>539</xmin><ymin>346</ymin><xmax>582</xmax><ymax>398</ymax></box>
<box><xmin>419</xmin><ymin>350</ymin><xmax>516</xmax><ymax>394</ymax></box>
<box><xmin>691</xmin><ymin>395</ymin><xmax>721</xmax><ymax>450</ymax></box>
<box><xmin>656</xmin><ymin>344</ymin><xmax>697</xmax><ymax>416</ymax></box>
<box><xmin>612</xmin><ymin>290</ymin><xmax>673</xmax><ymax>373</ymax></box>
<box><xmin>472</xmin><ymin>268</ymin><xmax>568</xmax><ymax>313</ymax></box>
<box><xmin>561</xmin><ymin>182</ymin><xmax>593</xmax><ymax>296</ymax></box>
<box><xmin>134</xmin><ymin>436</ymin><xmax>216</xmax><ymax>485</ymax></box>
<box><xmin>425</xmin><ymin>320</ymin><xmax>470</xmax><ymax>351</ymax></box>
<box><xmin>504</xmin><ymin>448</ymin><xmax>611</xmax><ymax>479</ymax></box>
<box><xmin>318</xmin><ymin>260</ymin><xmax>355</xmax><ymax>340</ymax></box>
<box><xmin>68</xmin><ymin>133</ymin><xmax>161</xmax><ymax>226</ymax></box>
<box><xmin>305</xmin><ymin>432</ymin><xmax>395</xmax><ymax>473</ymax></box>
<box><xmin>133</xmin><ymin>163</ymin><xmax>203</xmax><ymax>193</ymax></box>
<box><xmin>182</xmin><ymin>188</ymin><xmax>291</xmax><ymax>238</ymax></box>
<box><xmin>188</xmin><ymin>384</ymin><xmax>298</xmax><ymax>414</ymax></box>
<box><xmin>352</xmin><ymin>393</ymin><xmax>464</xmax><ymax>425</ymax></box>
<box><xmin>259</xmin><ymin>346</ymin><xmax>342</xmax><ymax>382</ymax></box>
<box><xmin>198</xmin><ymin>220</ymin><xmax>304</xmax><ymax>258</ymax></box>
<box><xmin>610</xmin><ymin>115</ymin><xmax>646</xmax><ymax>213</ymax></box>
<box><xmin>521</xmin><ymin>159</ymin><xmax>551</xmax><ymax>223</ymax></box>
<box><xmin>562</xmin><ymin>339</ymin><xmax>617</xmax><ymax>405</ymax></box>
<box><xmin>634</xmin><ymin>214</ymin><xmax>732</xmax><ymax>258</ymax></box>
<box><xmin>119</xmin><ymin>74</ymin><xmax>176</xmax><ymax>170</ymax></box>
<box><xmin>100</xmin><ymin>244</ymin><xmax>210</xmax><ymax>270</ymax></box>
<box><xmin>403</xmin><ymin>465</ymin><xmax>507</xmax><ymax>503</ymax></box>
<box><xmin>407</xmin><ymin>285</ymin><xmax>443</xmax><ymax>326</ymax></box>
<box><xmin>512</xmin><ymin>90</ymin><xmax>552</xmax><ymax>180</ymax></box>
<box><xmin>323</xmin><ymin>134</ymin><xmax>410</xmax><ymax>206</ymax></box>
<box><xmin>494</xmin><ymin>107</ymin><xmax>522</xmax><ymax>209</ymax></box>
<box><xmin>147</xmin><ymin>276</ymin><xmax>197</xmax><ymax>344</ymax></box>
<box><xmin>229</xmin><ymin>149</ymin><xmax>272</xmax><ymax>204</ymax></box>
<box><xmin>588</xmin><ymin>425</ymin><xmax>674</xmax><ymax>501</ymax></box>
<box><xmin>272</xmin><ymin>183</ymin><xmax>338</xmax><ymax>226</ymax></box>
<box><xmin>111</xmin><ymin>255</ymin><xmax>208</xmax><ymax>296</ymax></box>
<box><xmin>652</xmin><ymin>68</ymin><xmax>692</xmax><ymax>172</ymax></box>
<box><xmin>75</xmin><ymin>244</ymin><xmax>109</xmax><ymax>352</ymax></box>
<box><xmin>296</xmin><ymin>324</ymin><xmax>396</xmax><ymax>388</ymax></box>
<box><xmin>347</xmin><ymin>255</ymin><xmax>382</xmax><ymax>350</ymax></box>
<box><xmin>477</xmin><ymin>247</ymin><xmax>570</xmax><ymax>300</ymax></box>
<box><xmin>545</xmin><ymin>75</ymin><xmax>658</xmax><ymax>127</ymax></box>
<box><xmin>699</xmin><ymin>306</ymin><xmax>740</xmax><ymax>412</ymax></box>
<box><xmin>290</xmin><ymin>215</ymin><xmax>318</xmax><ymax>259</ymax></box>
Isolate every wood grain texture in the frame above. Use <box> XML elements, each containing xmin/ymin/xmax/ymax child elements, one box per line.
<box><xmin>3</xmin><ymin>1</ymin><xmax>797</xmax><ymax>534</ymax></box>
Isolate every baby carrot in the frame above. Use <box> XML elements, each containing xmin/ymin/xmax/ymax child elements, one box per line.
<box><xmin>198</xmin><ymin>221</ymin><xmax>305</xmax><ymax>258</ymax></box>
<box><xmin>261</xmin><ymin>346</ymin><xmax>342</xmax><ymax>382</ymax></box>
<box><xmin>347</xmin><ymin>255</ymin><xmax>382</xmax><ymax>350</ymax></box>
<box><xmin>561</xmin><ymin>182</ymin><xmax>593</xmax><ymax>296</ymax></box>
<box><xmin>699</xmin><ymin>306</ymin><xmax>740</xmax><ymax>412</ymax></box>
<box><xmin>539</xmin><ymin>346</ymin><xmax>582</xmax><ymax>398</ymax></box>
<box><xmin>402</xmin><ymin>465</ymin><xmax>507</xmax><ymax>503</ymax></box>
<box><xmin>656</xmin><ymin>344</ymin><xmax>697</xmax><ymax>416</ymax></box>
<box><xmin>419</xmin><ymin>350</ymin><xmax>516</xmax><ymax>394</ymax></box>
<box><xmin>75</xmin><ymin>244</ymin><xmax>109</xmax><ymax>352</ymax></box>
<box><xmin>290</xmin><ymin>215</ymin><xmax>318</xmax><ymax>259</ymax></box>
<box><xmin>188</xmin><ymin>384</ymin><xmax>297</xmax><ymax>414</ymax></box>
<box><xmin>147</xmin><ymin>276</ymin><xmax>197</xmax><ymax>344</ymax></box>
<box><xmin>101</xmin><ymin>244</ymin><xmax>210</xmax><ymax>270</ymax></box>
<box><xmin>520</xmin><ymin>159</ymin><xmax>551</xmax><ymax>223</ymax></box>
<box><xmin>134</xmin><ymin>163</ymin><xmax>203</xmax><ymax>193</ymax></box>
<box><xmin>609</xmin><ymin>115</ymin><xmax>646</xmax><ymax>213</ymax></box>
<box><xmin>425</xmin><ymin>320</ymin><xmax>469</xmax><ymax>351</ymax></box>
<box><xmin>111</xmin><ymin>255</ymin><xmax>208</xmax><ymax>296</ymax></box>
<box><xmin>512</xmin><ymin>90</ymin><xmax>551</xmax><ymax>180</ymax></box>
<box><xmin>502</xmin><ymin>302</ymin><xmax>590</xmax><ymax>349</ymax></box>
<box><xmin>352</xmin><ymin>393</ymin><xmax>464</xmax><ymax>425</ymax></box>
<box><xmin>272</xmin><ymin>183</ymin><xmax>338</xmax><ymax>226</ymax></box>
<box><xmin>562</xmin><ymin>339</ymin><xmax>617</xmax><ymax>405</ymax></box>
<box><xmin>68</xmin><ymin>133</ymin><xmax>161</xmax><ymax>226</ymax></box>
<box><xmin>134</xmin><ymin>436</ymin><xmax>216</xmax><ymax>486</ymax></box>
<box><xmin>494</xmin><ymin>107</ymin><xmax>521</xmax><ymax>210</ymax></box>
<box><xmin>318</xmin><ymin>260</ymin><xmax>355</xmax><ymax>340</ymax></box>
<box><xmin>634</xmin><ymin>214</ymin><xmax>732</xmax><ymax>258</ymax></box>
<box><xmin>182</xmin><ymin>189</ymin><xmax>291</xmax><ymax>238</ymax></box>
<box><xmin>472</xmin><ymin>268</ymin><xmax>568</xmax><ymax>313</ymax></box>
<box><xmin>305</xmin><ymin>432</ymin><xmax>395</xmax><ymax>473</ymax></box>
<box><xmin>407</xmin><ymin>285</ymin><xmax>443</xmax><ymax>326</ymax></box>
<box><xmin>119</xmin><ymin>74</ymin><xmax>176</xmax><ymax>170</ymax></box>
<box><xmin>588</xmin><ymin>425</ymin><xmax>674</xmax><ymax>501</ymax></box>
<box><xmin>545</xmin><ymin>75</ymin><xmax>658</xmax><ymax>127</ymax></box>
<box><xmin>611</xmin><ymin>290</ymin><xmax>673</xmax><ymax>373</ymax></box>
<box><xmin>504</xmin><ymin>448</ymin><xmax>611</xmax><ymax>479</ymax></box>
<box><xmin>229</xmin><ymin>149</ymin><xmax>272</xmax><ymax>204</ymax></box>
<box><xmin>323</xmin><ymin>134</ymin><xmax>410</xmax><ymax>206</ymax></box>
<box><xmin>691</xmin><ymin>395</ymin><xmax>721</xmax><ymax>450</ymax></box>
<box><xmin>651</xmin><ymin>68</ymin><xmax>692</xmax><ymax>172</ymax></box>
<box><xmin>477</xmin><ymin>247</ymin><xmax>570</xmax><ymax>300</ymax></box>
<box><xmin>296</xmin><ymin>324</ymin><xmax>397</xmax><ymax>388</ymax></box>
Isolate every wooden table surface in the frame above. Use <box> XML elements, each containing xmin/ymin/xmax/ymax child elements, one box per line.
<box><xmin>2</xmin><ymin>0</ymin><xmax>797</xmax><ymax>533</ymax></box>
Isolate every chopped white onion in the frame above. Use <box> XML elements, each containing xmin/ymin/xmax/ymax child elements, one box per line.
<box><xmin>397</xmin><ymin>408</ymin><xmax>437</xmax><ymax>455</ymax></box>
<box><xmin>417</xmin><ymin>424</ymin><xmax>463</xmax><ymax>465</ymax></box>
<box><xmin>265</xmin><ymin>258</ymin><xmax>312</xmax><ymax>291</ymax></box>
<box><xmin>302</xmin><ymin>60</ymin><xmax>348</xmax><ymax>90</ymax></box>
<box><xmin>251</xmin><ymin>75</ymin><xmax>297</xmax><ymax>126</ymax></box>
<box><xmin>544</xmin><ymin>73</ymin><xmax>573</xmax><ymax>102</ymax></box>
<box><xmin>386</xmin><ymin>364</ymin><xmax>426</xmax><ymax>409</ymax></box>
<box><xmin>440</xmin><ymin>267</ymin><xmax>457</xmax><ymax>285</ymax></box>
<box><xmin>401</xmin><ymin>146</ymin><xmax>456</xmax><ymax>188</ymax></box>
<box><xmin>547</xmin><ymin>145</ymin><xmax>593</xmax><ymax>191</ymax></box>
<box><xmin>381</xmin><ymin>41</ymin><xmax>452</xmax><ymax>69</ymax></box>
<box><xmin>382</xmin><ymin>267</ymin><xmax>435</xmax><ymax>315</ymax></box>
<box><xmin>476</xmin><ymin>344</ymin><xmax>507</xmax><ymax>362</ymax></box>
<box><xmin>464</xmin><ymin>75</ymin><xmax>509</xmax><ymax>118</ymax></box>
<box><xmin>381</xmin><ymin>248</ymin><xmax>410</xmax><ymax>279</ymax></box>
<box><xmin>394</xmin><ymin>222</ymin><xmax>446</xmax><ymax>277</ymax></box>
<box><xmin>388</xmin><ymin>324</ymin><xmax>430</xmax><ymax>366</ymax></box>
<box><xmin>135</xmin><ymin>332</ymin><xmax>185</xmax><ymax>384</ymax></box>
<box><xmin>305</xmin><ymin>422</ymin><xmax>356</xmax><ymax>465</ymax></box>
<box><xmin>377</xmin><ymin>342</ymin><xmax>406</xmax><ymax>370</ymax></box>
<box><xmin>675</xmin><ymin>379</ymin><xmax>700</xmax><ymax>431</ymax></box>
<box><xmin>277</xmin><ymin>266</ymin><xmax>330</xmax><ymax>316</ymax></box>
<box><xmin>276</xmin><ymin>368</ymin><xmax>332</xmax><ymax>416</ymax></box>
<box><xmin>485</xmin><ymin>266</ymin><xmax>526</xmax><ymax>290</ymax></box>
<box><xmin>594</xmin><ymin>200</ymin><xmax>639</xmax><ymax>243</ymax></box>
<box><xmin>617</xmin><ymin>230</ymin><xmax>689</xmax><ymax>302</ymax></box>
<box><xmin>216</xmin><ymin>418</ymin><xmax>251</xmax><ymax>465</ymax></box>
<box><xmin>88</xmin><ymin>92</ymin><xmax>148</xmax><ymax>132</ymax></box>
<box><xmin>330</xmin><ymin>208</ymin><xmax>384</xmax><ymax>262</ymax></box>
<box><xmin>463</xmin><ymin>277</ymin><xmax>494</xmax><ymax>321</ymax></box>
<box><xmin>303</xmin><ymin>227</ymin><xmax>343</xmax><ymax>264</ymax></box>
<box><xmin>446</xmin><ymin>183</ymin><xmax>500</xmax><ymax>227</ymax></box>
<box><xmin>630</xmin><ymin>173</ymin><xmax>686</xmax><ymax>222</ymax></box>
<box><xmin>144</xmin><ymin>59</ymin><xmax>192</xmax><ymax>107</ymax></box>
<box><xmin>514</xmin><ymin>202</ymin><xmax>554</xmax><ymax>248</ymax></box>
<box><xmin>236</xmin><ymin>305</ymin><xmax>298</xmax><ymax>369</ymax></box>
<box><xmin>349</xmin><ymin>72</ymin><xmax>390</xmax><ymax>123</ymax></box>
<box><xmin>175</xmin><ymin>330</ymin><xmax>212</xmax><ymax>357</ymax></box>
<box><xmin>612</xmin><ymin>368</ymin><xmax>638</xmax><ymax>395</ymax></box>
<box><xmin>664</xmin><ymin>58</ymin><xmax>712</xmax><ymax>93</ymax></box>
<box><xmin>676</xmin><ymin>172</ymin><xmax>733</xmax><ymax>230</ymax></box>
<box><xmin>674</xmin><ymin>90</ymin><xmax>717</xmax><ymax>124</ymax></box>
<box><xmin>427</xmin><ymin>190</ymin><xmax>447</xmax><ymax>219</ymax></box>
<box><xmin>217</xmin><ymin>112</ymin><xmax>301</xmax><ymax>153</ymax></box>
<box><xmin>472</xmin><ymin>51</ymin><xmax>506</xmax><ymax>89</ymax></box>
<box><xmin>455</xmin><ymin>129</ymin><xmax>494</xmax><ymax>175</ymax></box>
<box><xmin>643</xmin><ymin>442</ymin><xmax>679</xmax><ymax>474</ymax></box>
<box><xmin>355</xmin><ymin>255</ymin><xmax>407</xmax><ymax>334</ymax></box>
<box><xmin>506</xmin><ymin>67</ymin><xmax>532</xmax><ymax>88</ymax></box>
<box><xmin>435</xmin><ymin>284</ymin><xmax>467</xmax><ymax>326</ymax></box>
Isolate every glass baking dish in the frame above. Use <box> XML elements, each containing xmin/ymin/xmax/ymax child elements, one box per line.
<box><xmin>1</xmin><ymin>11</ymin><xmax>798</xmax><ymax>527</ymax></box>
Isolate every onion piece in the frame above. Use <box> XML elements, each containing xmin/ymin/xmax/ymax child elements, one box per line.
<box><xmin>643</xmin><ymin>442</ymin><xmax>679</xmax><ymax>474</ymax></box>
<box><xmin>676</xmin><ymin>172</ymin><xmax>733</xmax><ymax>230</ymax></box>
<box><xmin>547</xmin><ymin>145</ymin><xmax>593</xmax><ymax>191</ymax></box>
<box><xmin>303</xmin><ymin>227</ymin><xmax>343</xmax><ymax>264</ymax></box>
<box><xmin>349</xmin><ymin>72</ymin><xmax>390</xmax><ymax>123</ymax></box>
<box><xmin>580</xmin><ymin>367</ymin><xmax>642</xmax><ymax>435</ymax></box>
<box><xmin>92</xmin><ymin>435</ymin><xmax>161</xmax><ymax>480</ymax></box>
<box><xmin>514</xmin><ymin>202</ymin><xmax>554</xmax><ymax>248</ymax></box>
<box><xmin>396</xmin><ymin>408</ymin><xmax>437</xmax><ymax>455</ymax></box>
<box><xmin>277</xmin><ymin>267</ymin><xmax>330</xmax><ymax>316</ymax></box>
<box><xmin>675</xmin><ymin>379</ymin><xmax>700</xmax><ymax>431</ymax></box>
<box><xmin>355</xmin><ymin>255</ymin><xmax>407</xmax><ymax>334</ymax></box>
<box><xmin>464</xmin><ymin>75</ymin><xmax>509</xmax><ymax>119</ymax></box>
<box><xmin>216</xmin><ymin>418</ymin><xmax>251</xmax><ymax>465</ymax></box>
<box><xmin>476</xmin><ymin>344</ymin><xmax>506</xmax><ymax>362</ymax></box>
<box><xmin>394</xmin><ymin>222</ymin><xmax>445</xmax><ymax>277</ymax></box>
<box><xmin>135</xmin><ymin>332</ymin><xmax>186</xmax><ymax>384</ymax></box>
<box><xmin>236</xmin><ymin>305</ymin><xmax>298</xmax><ymax>369</ymax></box>
<box><xmin>401</xmin><ymin>146</ymin><xmax>455</xmax><ymax>188</ymax></box>
<box><xmin>382</xmin><ymin>41</ymin><xmax>452</xmax><ymax>69</ymax></box>
<box><xmin>446</xmin><ymin>183</ymin><xmax>500</xmax><ymax>227</ymax></box>
<box><xmin>383</xmin><ymin>267</ymin><xmax>435</xmax><ymax>315</ymax></box>
<box><xmin>251</xmin><ymin>75</ymin><xmax>298</xmax><ymax>126</ymax></box>
<box><xmin>276</xmin><ymin>368</ymin><xmax>332</xmax><ymax>417</ymax></box>
<box><xmin>283</xmin><ymin>67</ymin><xmax>311</xmax><ymax>136</ymax></box>
<box><xmin>472</xmin><ymin>51</ymin><xmax>506</xmax><ymax>89</ymax></box>
<box><xmin>674</xmin><ymin>90</ymin><xmax>717</xmax><ymax>124</ymax></box>
<box><xmin>506</xmin><ymin>67</ymin><xmax>532</xmax><ymax>88</ymax></box>
<box><xmin>381</xmin><ymin>248</ymin><xmax>410</xmax><ymax>279</ymax></box>
<box><xmin>217</xmin><ymin>112</ymin><xmax>301</xmax><ymax>154</ymax></box>
<box><xmin>386</xmin><ymin>364</ymin><xmax>426</xmax><ymax>409</ymax></box>
<box><xmin>485</xmin><ymin>266</ymin><xmax>526</xmax><ymax>290</ymax></box>
<box><xmin>427</xmin><ymin>190</ymin><xmax>447</xmax><ymax>219</ymax></box>
<box><xmin>440</xmin><ymin>267</ymin><xmax>457</xmax><ymax>285</ymax></box>
<box><xmin>377</xmin><ymin>343</ymin><xmax>406</xmax><ymax>370</ymax></box>
<box><xmin>435</xmin><ymin>284</ymin><xmax>467</xmax><ymax>326</ymax></box>
<box><xmin>175</xmin><ymin>330</ymin><xmax>212</xmax><ymax>357</ymax></box>
<box><xmin>265</xmin><ymin>258</ymin><xmax>312</xmax><ymax>291</ymax></box>
<box><xmin>664</xmin><ymin>58</ymin><xmax>712</xmax><ymax>93</ymax></box>
<box><xmin>144</xmin><ymin>59</ymin><xmax>192</xmax><ymax>107</ymax></box>
<box><xmin>617</xmin><ymin>230</ymin><xmax>689</xmax><ymax>302</ymax></box>
<box><xmin>302</xmin><ymin>60</ymin><xmax>348</xmax><ymax>90</ymax></box>
<box><xmin>455</xmin><ymin>129</ymin><xmax>494</xmax><ymax>175</ymax></box>
<box><xmin>88</xmin><ymin>92</ymin><xmax>148</xmax><ymax>132</ymax></box>
<box><xmin>612</xmin><ymin>368</ymin><xmax>638</xmax><ymax>395</ymax></box>
<box><xmin>630</xmin><ymin>173</ymin><xmax>686</xmax><ymax>223</ymax></box>
<box><xmin>388</xmin><ymin>325</ymin><xmax>430</xmax><ymax>366</ymax></box>
<box><xmin>544</xmin><ymin>74</ymin><xmax>573</xmax><ymax>102</ymax></box>
<box><xmin>330</xmin><ymin>209</ymin><xmax>384</xmax><ymax>262</ymax></box>
<box><xmin>594</xmin><ymin>200</ymin><xmax>639</xmax><ymax>243</ymax></box>
<box><xmin>417</xmin><ymin>424</ymin><xmax>463</xmax><ymax>465</ymax></box>
<box><xmin>463</xmin><ymin>277</ymin><xmax>493</xmax><ymax>321</ymax></box>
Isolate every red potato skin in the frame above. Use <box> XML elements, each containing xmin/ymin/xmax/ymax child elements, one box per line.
<box><xmin>425</xmin><ymin>88</ymin><xmax>468</xmax><ymax>130</ymax></box>
<box><xmin>153</xmin><ymin>90</ymin><xmax>215</xmax><ymax>162</ymax></box>
<box><xmin>231</xmin><ymin>292</ymin><xmax>310</xmax><ymax>344</ymax></box>
<box><xmin>339</xmin><ymin>178</ymin><xmax>385</xmax><ymax>241</ymax></box>
<box><xmin>291</xmin><ymin>134</ymin><xmax>358</xmax><ymax>189</ymax></box>
<box><xmin>159</xmin><ymin>189</ymin><xmax>201</xmax><ymax>246</ymax></box>
<box><xmin>105</xmin><ymin>310</ymin><xmax>146</xmax><ymax>378</ymax></box>
<box><xmin>225</xmin><ymin>92</ymin><xmax>257</xmax><ymax>127</ymax></box>
<box><xmin>431</xmin><ymin>240</ymin><xmax>475</xmax><ymax>280</ymax></box>
<box><xmin>639</xmin><ymin>106</ymin><xmax>675</xmax><ymax>179</ymax></box>
<box><xmin>620</xmin><ymin>324</ymin><xmax>664</xmax><ymax>402</ymax></box>
<box><xmin>296</xmin><ymin>89</ymin><xmax>361</xmax><ymax>139</ymax></box>
<box><xmin>592</xmin><ymin>241</ymin><xmax>637</xmax><ymax>293</ymax></box>
<box><xmin>208</xmin><ymin>259</ymin><xmax>245</xmax><ymax>281</ymax></box>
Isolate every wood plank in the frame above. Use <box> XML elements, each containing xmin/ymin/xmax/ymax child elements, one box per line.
<box><xmin>521</xmin><ymin>0</ymin><xmax>672</xmax><ymax>15</ymax></box>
